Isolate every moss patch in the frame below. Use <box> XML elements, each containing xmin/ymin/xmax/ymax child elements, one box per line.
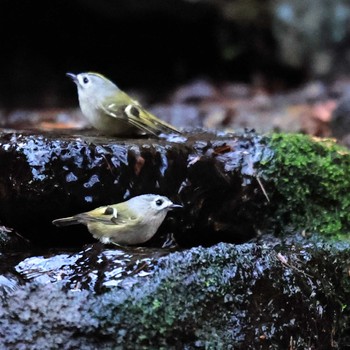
<box><xmin>264</xmin><ymin>133</ymin><xmax>350</xmax><ymax>238</ymax></box>
<box><xmin>93</xmin><ymin>242</ymin><xmax>350</xmax><ymax>349</ymax></box>
<box><xmin>1</xmin><ymin>242</ymin><xmax>350</xmax><ymax>348</ymax></box>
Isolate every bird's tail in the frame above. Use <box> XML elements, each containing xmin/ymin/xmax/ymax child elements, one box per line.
<box><xmin>125</xmin><ymin>104</ymin><xmax>181</xmax><ymax>136</ymax></box>
<box><xmin>52</xmin><ymin>216</ymin><xmax>80</xmax><ymax>227</ymax></box>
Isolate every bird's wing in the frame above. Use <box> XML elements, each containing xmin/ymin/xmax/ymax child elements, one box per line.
<box><xmin>74</xmin><ymin>205</ymin><xmax>140</xmax><ymax>226</ymax></box>
<box><xmin>101</xmin><ymin>92</ymin><xmax>180</xmax><ymax>136</ymax></box>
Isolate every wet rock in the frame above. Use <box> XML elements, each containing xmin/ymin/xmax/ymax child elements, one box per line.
<box><xmin>0</xmin><ymin>225</ymin><xmax>31</xmax><ymax>251</ymax></box>
<box><xmin>0</xmin><ymin>129</ymin><xmax>271</xmax><ymax>247</ymax></box>
<box><xmin>1</xmin><ymin>241</ymin><xmax>350</xmax><ymax>349</ymax></box>
<box><xmin>0</xmin><ymin>225</ymin><xmax>30</xmax><ymax>296</ymax></box>
<box><xmin>14</xmin><ymin>244</ymin><xmax>171</xmax><ymax>293</ymax></box>
<box><xmin>1</xmin><ymin>129</ymin><xmax>350</xmax><ymax>248</ymax></box>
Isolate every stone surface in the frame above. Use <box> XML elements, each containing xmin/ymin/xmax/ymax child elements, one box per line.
<box><xmin>1</xmin><ymin>241</ymin><xmax>350</xmax><ymax>349</ymax></box>
<box><xmin>1</xmin><ymin>129</ymin><xmax>350</xmax><ymax>349</ymax></box>
<box><xmin>0</xmin><ymin>129</ymin><xmax>271</xmax><ymax>247</ymax></box>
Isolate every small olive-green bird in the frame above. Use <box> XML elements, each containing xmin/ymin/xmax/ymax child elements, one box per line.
<box><xmin>52</xmin><ymin>194</ymin><xmax>182</xmax><ymax>245</ymax></box>
<box><xmin>66</xmin><ymin>72</ymin><xmax>180</xmax><ymax>137</ymax></box>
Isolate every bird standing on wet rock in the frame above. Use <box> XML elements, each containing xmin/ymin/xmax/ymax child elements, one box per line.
<box><xmin>66</xmin><ymin>72</ymin><xmax>181</xmax><ymax>137</ymax></box>
<box><xmin>52</xmin><ymin>194</ymin><xmax>182</xmax><ymax>246</ymax></box>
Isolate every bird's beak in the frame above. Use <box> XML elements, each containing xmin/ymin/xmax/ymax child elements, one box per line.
<box><xmin>66</xmin><ymin>72</ymin><xmax>78</xmax><ymax>84</ymax></box>
<box><xmin>169</xmin><ymin>203</ymin><xmax>183</xmax><ymax>209</ymax></box>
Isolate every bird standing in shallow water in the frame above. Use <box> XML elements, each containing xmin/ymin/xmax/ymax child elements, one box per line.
<box><xmin>66</xmin><ymin>72</ymin><xmax>181</xmax><ymax>137</ymax></box>
<box><xmin>52</xmin><ymin>194</ymin><xmax>182</xmax><ymax>246</ymax></box>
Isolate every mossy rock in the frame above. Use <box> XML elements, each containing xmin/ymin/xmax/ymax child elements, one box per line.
<box><xmin>263</xmin><ymin>133</ymin><xmax>350</xmax><ymax>239</ymax></box>
<box><xmin>1</xmin><ymin>241</ymin><xmax>350</xmax><ymax>349</ymax></box>
<box><xmin>1</xmin><ymin>130</ymin><xmax>350</xmax><ymax>246</ymax></box>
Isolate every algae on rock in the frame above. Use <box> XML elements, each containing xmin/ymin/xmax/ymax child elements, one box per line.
<box><xmin>1</xmin><ymin>242</ymin><xmax>350</xmax><ymax>349</ymax></box>
<box><xmin>264</xmin><ymin>133</ymin><xmax>350</xmax><ymax>238</ymax></box>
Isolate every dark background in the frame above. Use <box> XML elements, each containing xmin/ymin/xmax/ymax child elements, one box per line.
<box><xmin>0</xmin><ymin>0</ymin><xmax>314</xmax><ymax>109</ymax></box>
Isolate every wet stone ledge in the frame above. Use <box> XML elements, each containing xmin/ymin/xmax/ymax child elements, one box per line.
<box><xmin>1</xmin><ymin>240</ymin><xmax>350</xmax><ymax>349</ymax></box>
<box><xmin>1</xmin><ymin>129</ymin><xmax>350</xmax><ymax>349</ymax></box>
<box><xmin>0</xmin><ymin>128</ymin><xmax>271</xmax><ymax>247</ymax></box>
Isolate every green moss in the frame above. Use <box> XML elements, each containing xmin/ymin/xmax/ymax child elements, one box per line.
<box><xmin>264</xmin><ymin>133</ymin><xmax>350</xmax><ymax>238</ymax></box>
<box><xmin>93</xmin><ymin>242</ymin><xmax>350</xmax><ymax>348</ymax></box>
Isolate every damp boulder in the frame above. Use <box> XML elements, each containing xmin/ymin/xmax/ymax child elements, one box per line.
<box><xmin>1</xmin><ymin>241</ymin><xmax>350</xmax><ymax>349</ymax></box>
<box><xmin>1</xmin><ymin>129</ymin><xmax>350</xmax><ymax>247</ymax></box>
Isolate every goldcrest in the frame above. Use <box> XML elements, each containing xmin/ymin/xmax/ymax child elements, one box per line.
<box><xmin>66</xmin><ymin>72</ymin><xmax>180</xmax><ymax>137</ymax></box>
<box><xmin>52</xmin><ymin>194</ymin><xmax>182</xmax><ymax>245</ymax></box>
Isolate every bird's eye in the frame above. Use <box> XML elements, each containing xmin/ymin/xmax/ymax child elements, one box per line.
<box><xmin>155</xmin><ymin>199</ymin><xmax>164</xmax><ymax>206</ymax></box>
<box><xmin>83</xmin><ymin>76</ymin><xmax>89</xmax><ymax>84</ymax></box>
<box><xmin>104</xmin><ymin>207</ymin><xmax>114</xmax><ymax>215</ymax></box>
